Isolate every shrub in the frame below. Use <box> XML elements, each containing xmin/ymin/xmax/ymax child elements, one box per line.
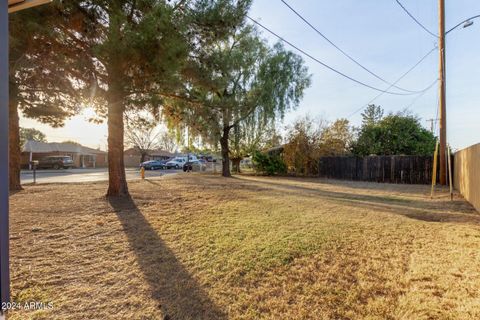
<box><xmin>283</xmin><ymin>116</ymin><xmax>324</xmax><ymax>176</ymax></box>
<box><xmin>252</xmin><ymin>151</ymin><xmax>287</xmax><ymax>176</ymax></box>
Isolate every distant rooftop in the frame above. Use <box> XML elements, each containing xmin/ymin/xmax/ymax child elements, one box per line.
<box><xmin>23</xmin><ymin>140</ymin><xmax>106</xmax><ymax>155</ymax></box>
<box><xmin>124</xmin><ymin>147</ymin><xmax>175</xmax><ymax>157</ymax></box>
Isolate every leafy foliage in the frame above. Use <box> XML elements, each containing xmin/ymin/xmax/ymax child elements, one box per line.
<box><xmin>361</xmin><ymin>104</ymin><xmax>383</xmax><ymax>127</ymax></box>
<box><xmin>157</xmin><ymin>131</ymin><xmax>178</xmax><ymax>153</ymax></box>
<box><xmin>318</xmin><ymin>118</ymin><xmax>354</xmax><ymax>156</ymax></box>
<box><xmin>283</xmin><ymin>116</ymin><xmax>325</xmax><ymax>176</ymax></box>
<box><xmin>230</xmin><ymin>114</ymin><xmax>282</xmax><ymax>171</ymax></box>
<box><xmin>51</xmin><ymin>0</ymin><xmax>249</xmax><ymax>195</ymax></box>
<box><xmin>163</xmin><ymin>24</ymin><xmax>310</xmax><ymax>176</ymax></box>
<box><xmin>19</xmin><ymin>128</ymin><xmax>47</xmax><ymax>147</ymax></box>
<box><xmin>9</xmin><ymin>4</ymin><xmax>93</xmax><ymax>189</ymax></box>
<box><xmin>282</xmin><ymin>116</ymin><xmax>355</xmax><ymax>175</ymax></box>
<box><xmin>352</xmin><ymin>108</ymin><xmax>436</xmax><ymax>156</ymax></box>
<box><xmin>61</xmin><ymin>140</ymin><xmax>82</xmax><ymax>146</ymax></box>
<box><xmin>9</xmin><ymin>5</ymin><xmax>89</xmax><ymax>126</ymax></box>
<box><xmin>252</xmin><ymin>151</ymin><xmax>287</xmax><ymax>176</ymax></box>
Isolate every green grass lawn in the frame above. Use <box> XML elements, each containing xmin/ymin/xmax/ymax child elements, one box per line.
<box><xmin>8</xmin><ymin>174</ymin><xmax>480</xmax><ymax>319</ymax></box>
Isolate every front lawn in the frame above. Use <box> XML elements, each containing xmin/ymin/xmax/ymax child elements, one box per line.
<box><xmin>8</xmin><ymin>174</ymin><xmax>480</xmax><ymax>319</ymax></box>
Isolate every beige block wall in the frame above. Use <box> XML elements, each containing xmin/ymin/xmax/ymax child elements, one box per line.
<box><xmin>454</xmin><ymin>143</ymin><xmax>480</xmax><ymax>212</ymax></box>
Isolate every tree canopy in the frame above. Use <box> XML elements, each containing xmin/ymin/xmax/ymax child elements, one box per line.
<box><xmin>318</xmin><ymin>118</ymin><xmax>353</xmax><ymax>156</ymax></box>
<box><xmin>283</xmin><ymin>116</ymin><xmax>325</xmax><ymax>176</ymax></box>
<box><xmin>229</xmin><ymin>113</ymin><xmax>281</xmax><ymax>172</ymax></box>
<box><xmin>9</xmin><ymin>6</ymin><xmax>91</xmax><ymax>190</ymax></box>
<box><xmin>352</xmin><ymin>108</ymin><xmax>436</xmax><ymax>156</ymax></box>
<box><xmin>360</xmin><ymin>104</ymin><xmax>383</xmax><ymax>127</ymax></box>
<box><xmin>19</xmin><ymin>128</ymin><xmax>47</xmax><ymax>147</ymax></box>
<box><xmin>163</xmin><ymin>24</ymin><xmax>310</xmax><ymax>176</ymax></box>
<box><xmin>51</xmin><ymin>0</ymin><xmax>251</xmax><ymax>195</ymax></box>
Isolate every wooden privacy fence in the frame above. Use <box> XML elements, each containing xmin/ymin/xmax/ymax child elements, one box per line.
<box><xmin>318</xmin><ymin>155</ymin><xmax>441</xmax><ymax>184</ymax></box>
<box><xmin>454</xmin><ymin>143</ymin><xmax>480</xmax><ymax>212</ymax></box>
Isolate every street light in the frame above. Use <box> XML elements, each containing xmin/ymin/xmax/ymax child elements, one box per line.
<box><xmin>446</xmin><ymin>14</ymin><xmax>480</xmax><ymax>34</ymax></box>
<box><xmin>463</xmin><ymin>20</ymin><xmax>474</xmax><ymax>28</ymax></box>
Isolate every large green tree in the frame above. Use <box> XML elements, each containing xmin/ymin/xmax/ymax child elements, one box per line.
<box><xmin>230</xmin><ymin>113</ymin><xmax>280</xmax><ymax>173</ymax></box>
<box><xmin>352</xmin><ymin>110</ymin><xmax>436</xmax><ymax>156</ymax></box>
<box><xmin>9</xmin><ymin>7</ymin><xmax>90</xmax><ymax>190</ymax></box>
<box><xmin>164</xmin><ymin>25</ymin><xmax>310</xmax><ymax>177</ymax></box>
<box><xmin>58</xmin><ymin>0</ymin><xmax>248</xmax><ymax>196</ymax></box>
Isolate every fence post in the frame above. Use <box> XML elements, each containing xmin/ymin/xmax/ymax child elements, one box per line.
<box><xmin>431</xmin><ymin>140</ymin><xmax>439</xmax><ymax>198</ymax></box>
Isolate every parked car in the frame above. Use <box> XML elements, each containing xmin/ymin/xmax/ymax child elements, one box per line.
<box><xmin>140</xmin><ymin>160</ymin><xmax>166</xmax><ymax>170</ymax></box>
<box><xmin>37</xmin><ymin>156</ymin><xmax>74</xmax><ymax>169</ymax></box>
<box><xmin>165</xmin><ymin>158</ymin><xmax>186</xmax><ymax>169</ymax></box>
<box><xmin>183</xmin><ymin>160</ymin><xmax>206</xmax><ymax>172</ymax></box>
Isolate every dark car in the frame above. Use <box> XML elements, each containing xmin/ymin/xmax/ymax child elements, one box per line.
<box><xmin>183</xmin><ymin>160</ymin><xmax>206</xmax><ymax>172</ymax></box>
<box><xmin>38</xmin><ymin>156</ymin><xmax>74</xmax><ymax>169</ymax></box>
<box><xmin>140</xmin><ymin>160</ymin><xmax>166</xmax><ymax>170</ymax></box>
<box><xmin>183</xmin><ymin>161</ymin><xmax>195</xmax><ymax>172</ymax></box>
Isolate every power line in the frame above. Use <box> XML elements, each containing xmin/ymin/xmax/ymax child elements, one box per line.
<box><xmin>395</xmin><ymin>0</ymin><xmax>437</xmax><ymax>38</ymax></box>
<box><xmin>346</xmin><ymin>46</ymin><xmax>438</xmax><ymax>118</ymax></box>
<box><xmin>404</xmin><ymin>79</ymin><xmax>438</xmax><ymax>111</ymax></box>
<box><xmin>280</xmin><ymin>0</ymin><xmax>422</xmax><ymax>94</ymax></box>
<box><xmin>247</xmin><ymin>15</ymin><xmax>421</xmax><ymax>96</ymax></box>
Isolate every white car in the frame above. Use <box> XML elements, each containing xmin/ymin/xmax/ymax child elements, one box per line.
<box><xmin>165</xmin><ymin>158</ymin><xmax>185</xmax><ymax>169</ymax></box>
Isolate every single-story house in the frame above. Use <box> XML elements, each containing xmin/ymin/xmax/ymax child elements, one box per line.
<box><xmin>150</xmin><ymin>149</ymin><xmax>175</xmax><ymax>161</ymax></box>
<box><xmin>22</xmin><ymin>140</ymin><xmax>107</xmax><ymax>169</ymax></box>
<box><xmin>124</xmin><ymin>148</ymin><xmax>175</xmax><ymax>167</ymax></box>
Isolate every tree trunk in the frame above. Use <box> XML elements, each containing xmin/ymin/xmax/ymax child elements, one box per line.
<box><xmin>106</xmin><ymin>94</ymin><xmax>129</xmax><ymax>197</ymax></box>
<box><xmin>220</xmin><ymin>126</ymin><xmax>231</xmax><ymax>177</ymax></box>
<box><xmin>140</xmin><ymin>152</ymin><xmax>147</xmax><ymax>163</ymax></box>
<box><xmin>9</xmin><ymin>97</ymin><xmax>22</xmax><ymax>191</ymax></box>
<box><xmin>231</xmin><ymin>158</ymin><xmax>241</xmax><ymax>173</ymax></box>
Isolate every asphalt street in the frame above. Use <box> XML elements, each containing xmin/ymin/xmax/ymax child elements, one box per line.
<box><xmin>20</xmin><ymin>167</ymin><xmax>180</xmax><ymax>184</ymax></box>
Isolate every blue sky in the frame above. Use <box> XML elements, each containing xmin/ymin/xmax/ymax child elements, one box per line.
<box><xmin>21</xmin><ymin>0</ymin><xmax>480</xmax><ymax>150</ymax></box>
<box><xmin>249</xmin><ymin>0</ymin><xmax>480</xmax><ymax>150</ymax></box>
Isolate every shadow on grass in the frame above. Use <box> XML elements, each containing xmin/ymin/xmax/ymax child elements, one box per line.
<box><xmin>234</xmin><ymin>176</ymin><xmax>480</xmax><ymax>225</ymax></box>
<box><xmin>236</xmin><ymin>173</ymin><xmax>436</xmax><ymax>194</ymax></box>
<box><xmin>108</xmin><ymin>196</ymin><xmax>226</xmax><ymax>320</ymax></box>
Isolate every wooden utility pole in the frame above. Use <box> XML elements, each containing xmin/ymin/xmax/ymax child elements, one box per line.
<box><xmin>426</xmin><ymin>118</ymin><xmax>439</xmax><ymax>133</ymax></box>
<box><xmin>438</xmin><ymin>0</ymin><xmax>447</xmax><ymax>185</ymax></box>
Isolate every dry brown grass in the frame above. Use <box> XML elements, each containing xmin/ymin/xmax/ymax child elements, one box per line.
<box><xmin>8</xmin><ymin>174</ymin><xmax>480</xmax><ymax>319</ymax></box>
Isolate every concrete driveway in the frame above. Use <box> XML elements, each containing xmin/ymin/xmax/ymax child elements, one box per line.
<box><xmin>21</xmin><ymin>167</ymin><xmax>180</xmax><ymax>184</ymax></box>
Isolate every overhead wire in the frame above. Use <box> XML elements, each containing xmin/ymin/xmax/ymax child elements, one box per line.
<box><xmin>246</xmin><ymin>15</ymin><xmax>419</xmax><ymax>96</ymax></box>
<box><xmin>404</xmin><ymin>79</ymin><xmax>438</xmax><ymax>111</ymax></box>
<box><xmin>280</xmin><ymin>0</ymin><xmax>422</xmax><ymax>94</ymax></box>
<box><xmin>345</xmin><ymin>46</ymin><xmax>438</xmax><ymax>119</ymax></box>
<box><xmin>395</xmin><ymin>0</ymin><xmax>438</xmax><ymax>38</ymax></box>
